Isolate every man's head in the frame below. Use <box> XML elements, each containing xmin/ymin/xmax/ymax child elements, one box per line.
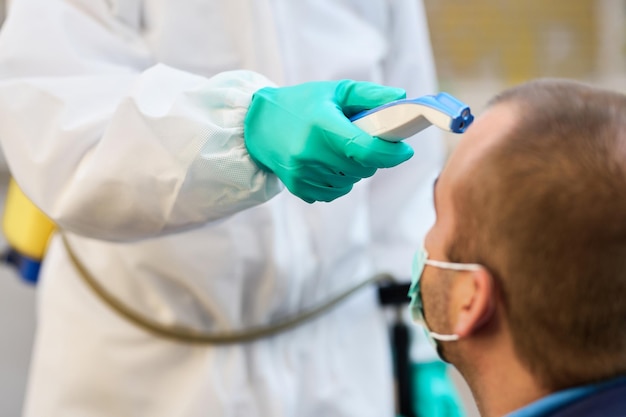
<box><xmin>418</xmin><ymin>79</ymin><xmax>626</xmax><ymax>395</ymax></box>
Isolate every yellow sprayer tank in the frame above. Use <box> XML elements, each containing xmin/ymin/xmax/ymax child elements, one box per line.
<box><xmin>2</xmin><ymin>178</ymin><xmax>56</xmax><ymax>283</ymax></box>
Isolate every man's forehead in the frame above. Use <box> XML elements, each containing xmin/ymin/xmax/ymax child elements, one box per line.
<box><xmin>442</xmin><ymin>102</ymin><xmax>519</xmax><ymax>189</ymax></box>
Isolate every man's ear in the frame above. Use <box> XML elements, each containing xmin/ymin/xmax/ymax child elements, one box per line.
<box><xmin>452</xmin><ymin>268</ymin><xmax>496</xmax><ymax>338</ymax></box>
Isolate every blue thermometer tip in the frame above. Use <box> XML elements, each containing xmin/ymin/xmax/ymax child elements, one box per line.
<box><xmin>350</xmin><ymin>92</ymin><xmax>474</xmax><ymax>141</ymax></box>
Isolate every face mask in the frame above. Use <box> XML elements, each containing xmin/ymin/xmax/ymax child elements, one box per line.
<box><xmin>408</xmin><ymin>247</ymin><xmax>481</xmax><ymax>347</ymax></box>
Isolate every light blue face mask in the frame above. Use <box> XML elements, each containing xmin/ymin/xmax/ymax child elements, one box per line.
<box><xmin>408</xmin><ymin>247</ymin><xmax>481</xmax><ymax>345</ymax></box>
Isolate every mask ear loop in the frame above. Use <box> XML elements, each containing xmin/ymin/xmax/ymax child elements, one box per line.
<box><xmin>423</xmin><ymin>259</ymin><xmax>482</xmax><ymax>341</ymax></box>
<box><xmin>425</xmin><ymin>259</ymin><xmax>482</xmax><ymax>271</ymax></box>
<box><xmin>429</xmin><ymin>332</ymin><xmax>460</xmax><ymax>341</ymax></box>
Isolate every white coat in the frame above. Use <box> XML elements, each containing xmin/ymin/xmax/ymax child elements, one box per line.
<box><xmin>0</xmin><ymin>0</ymin><xmax>444</xmax><ymax>416</ymax></box>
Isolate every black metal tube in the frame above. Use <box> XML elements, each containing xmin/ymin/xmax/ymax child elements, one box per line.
<box><xmin>393</xmin><ymin>320</ymin><xmax>416</xmax><ymax>417</ymax></box>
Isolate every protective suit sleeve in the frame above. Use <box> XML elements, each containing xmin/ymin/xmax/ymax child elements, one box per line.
<box><xmin>0</xmin><ymin>0</ymin><xmax>282</xmax><ymax>242</ymax></box>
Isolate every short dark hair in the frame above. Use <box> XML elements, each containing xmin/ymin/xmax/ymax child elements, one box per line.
<box><xmin>449</xmin><ymin>79</ymin><xmax>626</xmax><ymax>390</ymax></box>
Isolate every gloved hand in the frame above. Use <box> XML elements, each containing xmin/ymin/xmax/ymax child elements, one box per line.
<box><xmin>244</xmin><ymin>80</ymin><xmax>414</xmax><ymax>203</ymax></box>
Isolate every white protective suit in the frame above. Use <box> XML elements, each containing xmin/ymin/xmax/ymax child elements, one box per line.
<box><xmin>0</xmin><ymin>1</ymin><xmax>444</xmax><ymax>416</ymax></box>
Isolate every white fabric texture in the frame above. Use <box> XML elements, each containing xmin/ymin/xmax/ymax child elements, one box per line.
<box><xmin>0</xmin><ymin>0</ymin><xmax>444</xmax><ymax>416</ymax></box>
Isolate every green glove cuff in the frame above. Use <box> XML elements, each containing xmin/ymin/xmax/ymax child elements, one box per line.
<box><xmin>411</xmin><ymin>361</ymin><xmax>466</xmax><ymax>417</ymax></box>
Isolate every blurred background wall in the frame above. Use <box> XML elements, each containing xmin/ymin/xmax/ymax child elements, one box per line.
<box><xmin>0</xmin><ymin>1</ymin><xmax>625</xmax><ymax>416</ymax></box>
<box><xmin>424</xmin><ymin>0</ymin><xmax>626</xmax><ymax>151</ymax></box>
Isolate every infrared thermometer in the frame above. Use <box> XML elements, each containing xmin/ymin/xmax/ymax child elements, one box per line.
<box><xmin>350</xmin><ymin>92</ymin><xmax>474</xmax><ymax>142</ymax></box>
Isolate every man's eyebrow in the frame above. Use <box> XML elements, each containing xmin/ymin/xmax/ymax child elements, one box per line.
<box><xmin>433</xmin><ymin>176</ymin><xmax>439</xmax><ymax>212</ymax></box>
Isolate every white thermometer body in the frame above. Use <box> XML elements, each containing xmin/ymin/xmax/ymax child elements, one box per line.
<box><xmin>350</xmin><ymin>92</ymin><xmax>474</xmax><ymax>141</ymax></box>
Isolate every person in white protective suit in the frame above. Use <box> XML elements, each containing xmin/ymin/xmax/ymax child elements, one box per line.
<box><xmin>0</xmin><ymin>1</ymin><xmax>462</xmax><ymax>416</ymax></box>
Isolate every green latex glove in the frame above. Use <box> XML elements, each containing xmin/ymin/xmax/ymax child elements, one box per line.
<box><xmin>410</xmin><ymin>361</ymin><xmax>466</xmax><ymax>417</ymax></box>
<box><xmin>244</xmin><ymin>80</ymin><xmax>414</xmax><ymax>203</ymax></box>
